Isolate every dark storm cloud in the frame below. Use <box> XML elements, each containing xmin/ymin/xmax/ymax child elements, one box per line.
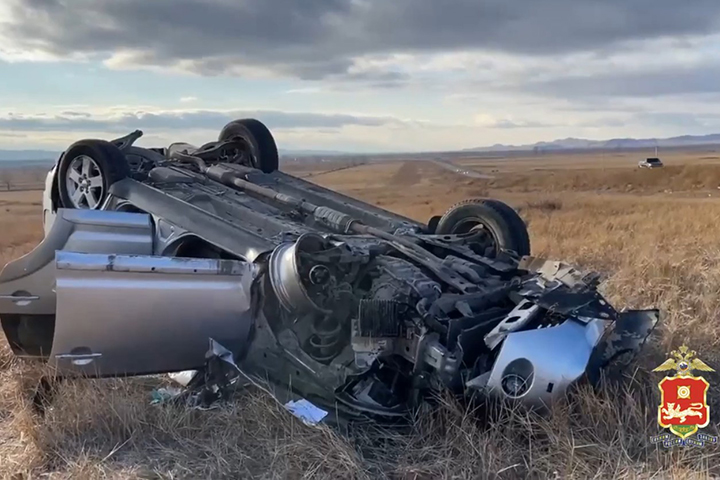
<box><xmin>4</xmin><ymin>0</ymin><xmax>720</xmax><ymax>79</ymax></box>
<box><xmin>0</xmin><ymin>110</ymin><xmax>401</xmax><ymax>132</ymax></box>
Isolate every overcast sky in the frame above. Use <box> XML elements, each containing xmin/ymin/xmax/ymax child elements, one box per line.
<box><xmin>1</xmin><ymin>0</ymin><xmax>720</xmax><ymax>152</ymax></box>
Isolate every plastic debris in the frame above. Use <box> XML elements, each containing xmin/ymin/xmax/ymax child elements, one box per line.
<box><xmin>169</xmin><ymin>370</ymin><xmax>198</xmax><ymax>387</ymax></box>
<box><xmin>150</xmin><ymin>386</ymin><xmax>185</xmax><ymax>405</ymax></box>
<box><xmin>284</xmin><ymin>398</ymin><xmax>328</xmax><ymax>425</ymax></box>
<box><xmin>152</xmin><ymin>338</ymin><xmax>246</xmax><ymax>410</ymax></box>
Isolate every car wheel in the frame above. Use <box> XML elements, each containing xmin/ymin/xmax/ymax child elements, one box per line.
<box><xmin>435</xmin><ymin>198</ymin><xmax>531</xmax><ymax>257</ymax></box>
<box><xmin>218</xmin><ymin>118</ymin><xmax>279</xmax><ymax>173</ymax></box>
<box><xmin>57</xmin><ymin>140</ymin><xmax>130</xmax><ymax>210</ymax></box>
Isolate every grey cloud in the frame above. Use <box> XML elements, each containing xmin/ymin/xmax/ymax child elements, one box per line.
<box><xmin>331</xmin><ymin>70</ymin><xmax>411</xmax><ymax>89</ymax></box>
<box><xmin>631</xmin><ymin>112</ymin><xmax>720</xmax><ymax>129</ymax></box>
<box><xmin>492</xmin><ymin>119</ymin><xmax>556</xmax><ymax>129</ymax></box>
<box><xmin>4</xmin><ymin>0</ymin><xmax>720</xmax><ymax>80</ymax></box>
<box><xmin>577</xmin><ymin>117</ymin><xmax>630</xmax><ymax>128</ymax></box>
<box><xmin>0</xmin><ymin>110</ymin><xmax>401</xmax><ymax>132</ymax></box>
<box><xmin>353</xmin><ymin>1</ymin><xmax>720</xmax><ymax>55</ymax></box>
<box><xmin>521</xmin><ymin>63</ymin><xmax>720</xmax><ymax>100</ymax></box>
<box><xmin>569</xmin><ymin>110</ymin><xmax>720</xmax><ymax>131</ymax></box>
<box><xmin>61</xmin><ymin>111</ymin><xmax>92</xmax><ymax>118</ymax></box>
<box><xmin>5</xmin><ymin>0</ymin><xmax>355</xmax><ymax>78</ymax></box>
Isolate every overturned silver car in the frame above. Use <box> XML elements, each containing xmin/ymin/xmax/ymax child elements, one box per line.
<box><xmin>0</xmin><ymin>119</ymin><xmax>659</xmax><ymax>418</ymax></box>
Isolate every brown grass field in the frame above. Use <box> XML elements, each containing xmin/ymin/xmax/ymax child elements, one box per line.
<box><xmin>3</xmin><ymin>150</ymin><xmax>720</xmax><ymax>478</ymax></box>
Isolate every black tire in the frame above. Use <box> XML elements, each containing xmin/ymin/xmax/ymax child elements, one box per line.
<box><xmin>426</xmin><ymin>215</ymin><xmax>442</xmax><ymax>234</ymax></box>
<box><xmin>435</xmin><ymin>198</ymin><xmax>531</xmax><ymax>256</ymax></box>
<box><xmin>57</xmin><ymin>139</ymin><xmax>130</xmax><ymax>210</ymax></box>
<box><xmin>218</xmin><ymin>118</ymin><xmax>279</xmax><ymax>173</ymax></box>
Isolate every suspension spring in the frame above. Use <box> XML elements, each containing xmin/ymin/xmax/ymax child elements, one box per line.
<box><xmin>308</xmin><ymin>314</ymin><xmax>344</xmax><ymax>364</ymax></box>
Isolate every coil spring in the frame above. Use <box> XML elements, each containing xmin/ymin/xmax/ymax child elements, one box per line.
<box><xmin>308</xmin><ymin>315</ymin><xmax>343</xmax><ymax>363</ymax></box>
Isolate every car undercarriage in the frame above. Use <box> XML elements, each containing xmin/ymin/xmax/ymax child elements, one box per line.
<box><xmin>0</xmin><ymin>119</ymin><xmax>659</xmax><ymax>420</ymax></box>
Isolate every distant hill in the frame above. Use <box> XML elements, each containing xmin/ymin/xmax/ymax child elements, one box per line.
<box><xmin>465</xmin><ymin>133</ymin><xmax>720</xmax><ymax>153</ymax></box>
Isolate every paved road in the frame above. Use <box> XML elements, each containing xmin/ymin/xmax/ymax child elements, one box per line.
<box><xmin>429</xmin><ymin>159</ymin><xmax>495</xmax><ymax>179</ymax></box>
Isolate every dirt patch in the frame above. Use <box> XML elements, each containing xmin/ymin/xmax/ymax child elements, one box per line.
<box><xmin>386</xmin><ymin>161</ymin><xmax>421</xmax><ymax>187</ymax></box>
<box><xmin>0</xmin><ymin>200</ymin><xmax>42</xmax><ymax>207</ymax></box>
<box><xmin>482</xmin><ymin>163</ymin><xmax>720</xmax><ymax>195</ymax></box>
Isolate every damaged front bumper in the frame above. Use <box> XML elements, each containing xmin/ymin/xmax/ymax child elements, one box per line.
<box><xmin>461</xmin><ymin>257</ymin><xmax>659</xmax><ymax>408</ymax></box>
<box><xmin>466</xmin><ymin>309</ymin><xmax>659</xmax><ymax>407</ymax></box>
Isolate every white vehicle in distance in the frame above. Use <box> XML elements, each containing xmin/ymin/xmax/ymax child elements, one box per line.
<box><xmin>638</xmin><ymin>157</ymin><xmax>663</xmax><ymax>168</ymax></box>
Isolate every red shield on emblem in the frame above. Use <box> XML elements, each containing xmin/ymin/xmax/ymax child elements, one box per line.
<box><xmin>658</xmin><ymin>376</ymin><xmax>710</xmax><ymax>439</ymax></box>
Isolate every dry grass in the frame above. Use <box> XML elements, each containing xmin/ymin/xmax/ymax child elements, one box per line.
<box><xmin>3</xmin><ymin>155</ymin><xmax>720</xmax><ymax>478</ymax></box>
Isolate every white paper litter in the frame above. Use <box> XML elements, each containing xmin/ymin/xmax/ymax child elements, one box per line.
<box><xmin>284</xmin><ymin>398</ymin><xmax>328</xmax><ymax>425</ymax></box>
<box><xmin>168</xmin><ymin>370</ymin><xmax>198</xmax><ymax>387</ymax></box>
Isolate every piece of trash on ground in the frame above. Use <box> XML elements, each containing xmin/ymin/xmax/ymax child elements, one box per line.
<box><xmin>152</xmin><ymin>339</ymin><xmax>246</xmax><ymax>410</ymax></box>
<box><xmin>150</xmin><ymin>386</ymin><xmax>184</xmax><ymax>405</ymax></box>
<box><xmin>284</xmin><ymin>398</ymin><xmax>328</xmax><ymax>425</ymax></box>
<box><xmin>169</xmin><ymin>370</ymin><xmax>198</xmax><ymax>387</ymax></box>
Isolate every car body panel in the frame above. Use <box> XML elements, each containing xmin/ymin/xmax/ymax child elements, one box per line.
<box><xmin>108</xmin><ymin>177</ymin><xmax>279</xmax><ymax>261</ymax></box>
<box><xmin>0</xmin><ymin>209</ymin><xmax>155</xmax><ymax>358</ymax></box>
<box><xmin>42</xmin><ymin>165</ymin><xmax>57</xmax><ymax>236</ymax></box>
<box><xmin>107</xmin><ymin>165</ymin><xmax>423</xmax><ymax>261</ymax></box>
<box><xmin>0</xmin><ymin>208</ymin><xmax>153</xmax><ymax>316</ymax></box>
<box><xmin>482</xmin><ymin>317</ymin><xmax>606</xmax><ymax>407</ymax></box>
<box><xmin>52</xmin><ymin>252</ymin><xmax>257</xmax><ymax>376</ymax></box>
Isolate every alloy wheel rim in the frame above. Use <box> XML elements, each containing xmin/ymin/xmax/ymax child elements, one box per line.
<box><xmin>66</xmin><ymin>155</ymin><xmax>104</xmax><ymax>209</ymax></box>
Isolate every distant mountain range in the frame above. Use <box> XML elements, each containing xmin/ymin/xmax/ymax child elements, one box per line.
<box><xmin>464</xmin><ymin>133</ymin><xmax>720</xmax><ymax>152</ymax></box>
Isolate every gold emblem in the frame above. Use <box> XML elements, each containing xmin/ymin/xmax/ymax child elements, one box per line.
<box><xmin>651</xmin><ymin>345</ymin><xmax>717</xmax><ymax>447</ymax></box>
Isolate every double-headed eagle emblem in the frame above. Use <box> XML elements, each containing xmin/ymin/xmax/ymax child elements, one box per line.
<box><xmin>653</xmin><ymin>345</ymin><xmax>715</xmax><ymax>377</ymax></box>
<box><xmin>652</xmin><ymin>344</ymin><xmax>715</xmax><ymax>442</ymax></box>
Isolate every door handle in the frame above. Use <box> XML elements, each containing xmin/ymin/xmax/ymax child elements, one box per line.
<box><xmin>0</xmin><ymin>294</ymin><xmax>40</xmax><ymax>306</ymax></box>
<box><xmin>55</xmin><ymin>352</ymin><xmax>103</xmax><ymax>366</ymax></box>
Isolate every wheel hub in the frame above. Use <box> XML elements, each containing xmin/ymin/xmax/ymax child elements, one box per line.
<box><xmin>452</xmin><ymin>220</ymin><xmax>499</xmax><ymax>256</ymax></box>
<box><xmin>66</xmin><ymin>155</ymin><xmax>104</xmax><ymax>209</ymax></box>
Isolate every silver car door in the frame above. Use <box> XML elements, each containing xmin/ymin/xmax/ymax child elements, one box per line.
<box><xmin>0</xmin><ymin>208</ymin><xmax>153</xmax><ymax>358</ymax></box>
<box><xmin>51</xmin><ymin>251</ymin><xmax>258</xmax><ymax>377</ymax></box>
